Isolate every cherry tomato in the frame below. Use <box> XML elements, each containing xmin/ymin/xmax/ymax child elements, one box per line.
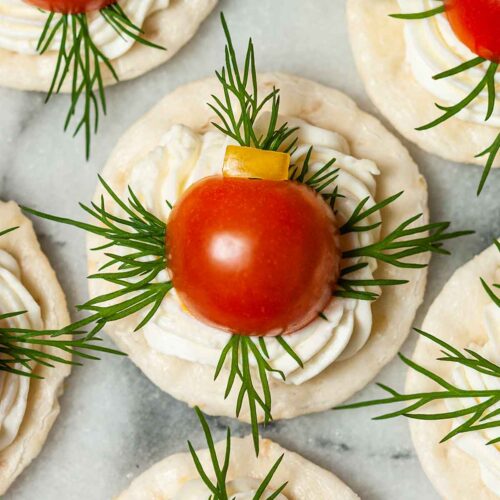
<box><xmin>23</xmin><ymin>0</ymin><xmax>115</xmax><ymax>14</ymax></box>
<box><xmin>444</xmin><ymin>0</ymin><xmax>500</xmax><ymax>61</ymax></box>
<box><xmin>167</xmin><ymin>176</ymin><xmax>341</xmax><ymax>336</ymax></box>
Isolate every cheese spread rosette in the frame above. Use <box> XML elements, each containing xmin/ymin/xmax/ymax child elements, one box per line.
<box><xmin>347</xmin><ymin>0</ymin><xmax>500</xmax><ymax>194</ymax></box>
<box><xmin>0</xmin><ymin>201</ymin><xmax>122</xmax><ymax>494</ymax></box>
<box><xmin>27</xmin><ymin>15</ymin><xmax>471</xmax><ymax>454</ymax></box>
<box><xmin>0</xmin><ymin>0</ymin><xmax>217</xmax><ymax>157</ymax></box>
<box><xmin>117</xmin><ymin>408</ymin><xmax>359</xmax><ymax>500</ymax></box>
<box><xmin>0</xmin><ymin>201</ymin><xmax>70</xmax><ymax>495</ymax></box>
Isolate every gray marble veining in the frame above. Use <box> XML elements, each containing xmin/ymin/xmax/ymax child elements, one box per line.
<box><xmin>0</xmin><ymin>1</ymin><xmax>499</xmax><ymax>499</ymax></box>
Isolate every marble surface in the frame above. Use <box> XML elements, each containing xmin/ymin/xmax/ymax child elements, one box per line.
<box><xmin>0</xmin><ymin>0</ymin><xmax>499</xmax><ymax>499</ymax></box>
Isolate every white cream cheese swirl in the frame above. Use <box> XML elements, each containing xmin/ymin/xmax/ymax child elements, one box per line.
<box><xmin>445</xmin><ymin>301</ymin><xmax>500</xmax><ymax>494</ymax></box>
<box><xmin>174</xmin><ymin>477</ymin><xmax>287</xmax><ymax>500</ymax></box>
<box><xmin>125</xmin><ymin>116</ymin><xmax>382</xmax><ymax>386</ymax></box>
<box><xmin>397</xmin><ymin>0</ymin><xmax>500</xmax><ymax>126</ymax></box>
<box><xmin>0</xmin><ymin>249</ymin><xmax>42</xmax><ymax>451</ymax></box>
<box><xmin>0</xmin><ymin>0</ymin><xmax>169</xmax><ymax>58</ymax></box>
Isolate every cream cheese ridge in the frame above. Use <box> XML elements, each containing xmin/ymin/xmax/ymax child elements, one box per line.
<box><xmin>0</xmin><ymin>0</ymin><xmax>169</xmax><ymax>58</ymax></box>
<box><xmin>0</xmin><ymin>250</ymin><xmax>42</xmax><ymax>452</ymax></box>
<box><xmin>0</xmin><ymin>201</ymin><xmax>71</xmax><ymax>495</ymax></box>
<box><xmin>125</xmin><ymin>115</ymin><xmax>381</xmax><ymax>386</ymax></box>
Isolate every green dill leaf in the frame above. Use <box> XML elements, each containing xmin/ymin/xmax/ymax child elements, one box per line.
<box><xmin>0</xmin><ymin>227</ymin><xmax>19</xmax><ymax>238</ymax></box>
<box><xmin>433</xmin><ymin>56</ymin><xmax>485</xmax><ymax>80</ymax></box>
<box><xmin>188</xmin><ymin>407</ymin><xmax>285</xmax><ymax>499</ymax></box>
<box><xmin>252</xmin><ymin>454</ymin><xmax>285</xmax><ymax>499</ymax></box>
<box><xmin>476</xmin><ymin>133</ymin><xmax>500</xmax><ymax>195</ymax></box>
<box><xmin>214</xmin><ymin>334</ymin><xmax>303</xmax><ymax>455</ymax></box>
<box><xmin>390</xmin><ymin>5</ymin><xmax>444</xmax><ymax>20</ymax></box>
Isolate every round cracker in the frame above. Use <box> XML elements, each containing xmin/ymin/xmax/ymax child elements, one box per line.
<box><xmin>116</xmin><ymin>436</ymin><xmax>359</xmax><ymax>499</ymax></box>
<box><xmin>346</xmin><ymin>0</ymin><xmax>500</xmax><ymax>167</ymax></box>
<box><xmin>407</xmin><ymin>242</ymin><xmax>500</xmax><ymax>500</ymax></box>
<box><xmin>0</xmin><ymin>201</ymin><xmax>71</xmax><ymax>495</ymax></box>
<box><xmin>89</xmin><ymin>73</ymin><xmax>429</xmax><ymax>421</ymax></box>
<box><xmin>0</xmin><ymin>0</ymin><xmax>218</xmax><ymax>92</ymax></box>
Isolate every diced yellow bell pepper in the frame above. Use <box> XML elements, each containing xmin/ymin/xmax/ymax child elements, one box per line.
<box><xmin>223</xmin><ymin>145</ymin><xmax>290</xmax><ymax>181</ymax></box>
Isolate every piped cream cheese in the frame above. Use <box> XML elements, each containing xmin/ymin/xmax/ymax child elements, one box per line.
<box><xmin>0</xmin><ymin>249</ymin><xmax>42</xmax><ymax>451</ymax></box>
<box><xmin>125</xmin><ymin>117</ymin><xmax>382</xmax><ymax>386</ymax></box>
<box><xmin>397</xmin><ymin>0</ymin><xmax>500</xmax><ymax>126</ymax></box>
<box><xmin>0</xmin><ymin>0</ymin><xmax>169</xmax><ymax>59</ymax></box>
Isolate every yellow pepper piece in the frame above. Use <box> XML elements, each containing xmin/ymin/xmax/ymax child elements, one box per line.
<box><xmin>223</xmin><ymin>146</ymin><xmax>290</xmax><ymax>181</ymax></box>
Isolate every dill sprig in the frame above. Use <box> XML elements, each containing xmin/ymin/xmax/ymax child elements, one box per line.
<box><xmin>481</xmin><ymin>240</ymin><xmax>500</xmax><ymax>307</ymax></box>
<box><xmin>189</xmin><ymin>407</ymin><xmax>287</xmax><ymax>500</ymax></box>
<box><xmin>335</xmin><ymin>328</ymin><xmax>500</xmax><ymax>445</ymax></box>
<box><xmin>23</xmin><ymin>175</ymin><xmax>172</xmax><ymax>340</ymax></box>
<box><xmin>476</xmin><ymin>133</ymin><xmax>500</xmax><ymax>196</ymax></box>
<box><xmin>418</xmin><ymin>61</ymin><xmax>498</xmax><ymax>132</ymax></box>
<box><xmin>209</xmin><ymin>14</ymin><xmax>298</xmax><ymax>152</ymax></box>
<box><xmin>0</xmin><ymin>226</ymin><xmax>124</xmax><ymax>376</ymax></box>
<box><xmin>334</xmin><ymin>192</ymin><xmax>473</xmax><ymax>301</ymax></box>
<box><xmin>390</xmin><ymin>1</ymin><xmax>499</xmax><ymax>194</ymax></box>
<box><xmin>289</xmin><ymin>151</ymin><xmax>472</xmax><ymax>302</ymax></box>
<box><xmin>289</xmin><ymin>146</ymin><xmax>341</xmax><ymax>204</ymax></box>
<box><xmin>36</xmin><ymin>4</ymin><xmax>164</xmax><ymax>159</ymax></box>
<box><xmin>0</xmin><ymin>226</ymin><xmax>18</xmax><ymax>238</ymax></box>
<box><xmin>0</xmin><ymin>311</ymin><xmax>124</xmax><ymax>378</ymax></box>
<box><xmin>389</xmin><ymin>1</ymin><xmax>444</xmax><ymax>20</ymax></box>
<box><xmin>336</xmin><ymin>245</ymin><xmax>500</xmax><ymax>444</ymax></box>
<box><xmin>214</xmin><ymin>335</ymin><xmax>302</xmax><ymax>456</ymax></box>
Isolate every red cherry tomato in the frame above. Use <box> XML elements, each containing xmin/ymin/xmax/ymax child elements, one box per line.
<box><xmin>23</xmin><ymin>0</ymin><xmax>115</xmax><ymax>14</ymax></box>
<box><xmin>444</xmin><ymin>0</ymin><xmax>500</xmax><ymax>61</ymax></box>
<box><xmin>167</xmin><ymin>176</ymin><xmax>341</xmax><ymax>336</ymax></box>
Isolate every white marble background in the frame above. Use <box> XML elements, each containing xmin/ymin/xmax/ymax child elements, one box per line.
<box><xmin>0</xmin><ymin>0</ymin><xmax>499</xmax><ymax>498</ymax></box>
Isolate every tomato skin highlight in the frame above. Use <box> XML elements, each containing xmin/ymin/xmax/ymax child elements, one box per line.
<box><xmin>23</xmin><ymin>0</ymin><xmax>115</xmax><ymax>14</ymax></box>
<box><xmin>167</xmin><ymin>176</ymin><xmax>341</xmax><ymax>337</ymax></box>
<box><xmin>444</xmin><ymin>0</ymin><xmax>500</xmax><ymax>62</ymax></box>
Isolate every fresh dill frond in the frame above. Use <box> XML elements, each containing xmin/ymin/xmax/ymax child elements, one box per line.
<box><xmin>335</xmin><ymin>244</ymin><xmax>500</xmax><ymax>445</ymax></box>
<box><xmin>335</xmin><ymin>328</ymin><xmax>500</xmax><ymax>445</ymax></box>
<box><xmin>0</xmin><ymin>311</ymin><xmax>124</xmax><ymax>378</ymax></box>
<box><xmin>0</xmin><ymin>226</ymin><xmax>19</xmax><ymax>238</ymax></box>
<box><xmin>481</xmin><ymin>240</ymin><xmax>500</xmax><ymax>307</ymax></box>
<box><xmin>189</xmin><ymin>406</ymin><xmax>287</xmax><ymax>499</ymax></box>
<box><xmin>0</xmin><ymin>228</ymin><xmax>124</xmax><ymax>377</ymax></box>
<box><xmin>214</xmin><ymin>335</ymin><xmax>302</xmax><ymax>456</ymax></box>
<box><xmin>23</xmin><ymin>175</ymin><xmax>172</xmax><ymax>340</ymax></box>
<box><xmin>209</xmin><ymin>13</ymin><xmax>299</xmax><ymax>152</ymax></box>
<box><xmin>390</xmin><ymin>4</ymin><xmax>444</xmax><ymax>20</ymax></box>
<box><xmin>334</xmin><ymin>192</ymin><xmax>473</xmax><ymax>301</ymax></box>
<box><xmin>36</xmin><ymin>4</ymin><xmax>164</xmax><ymax>159</ymax></box>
